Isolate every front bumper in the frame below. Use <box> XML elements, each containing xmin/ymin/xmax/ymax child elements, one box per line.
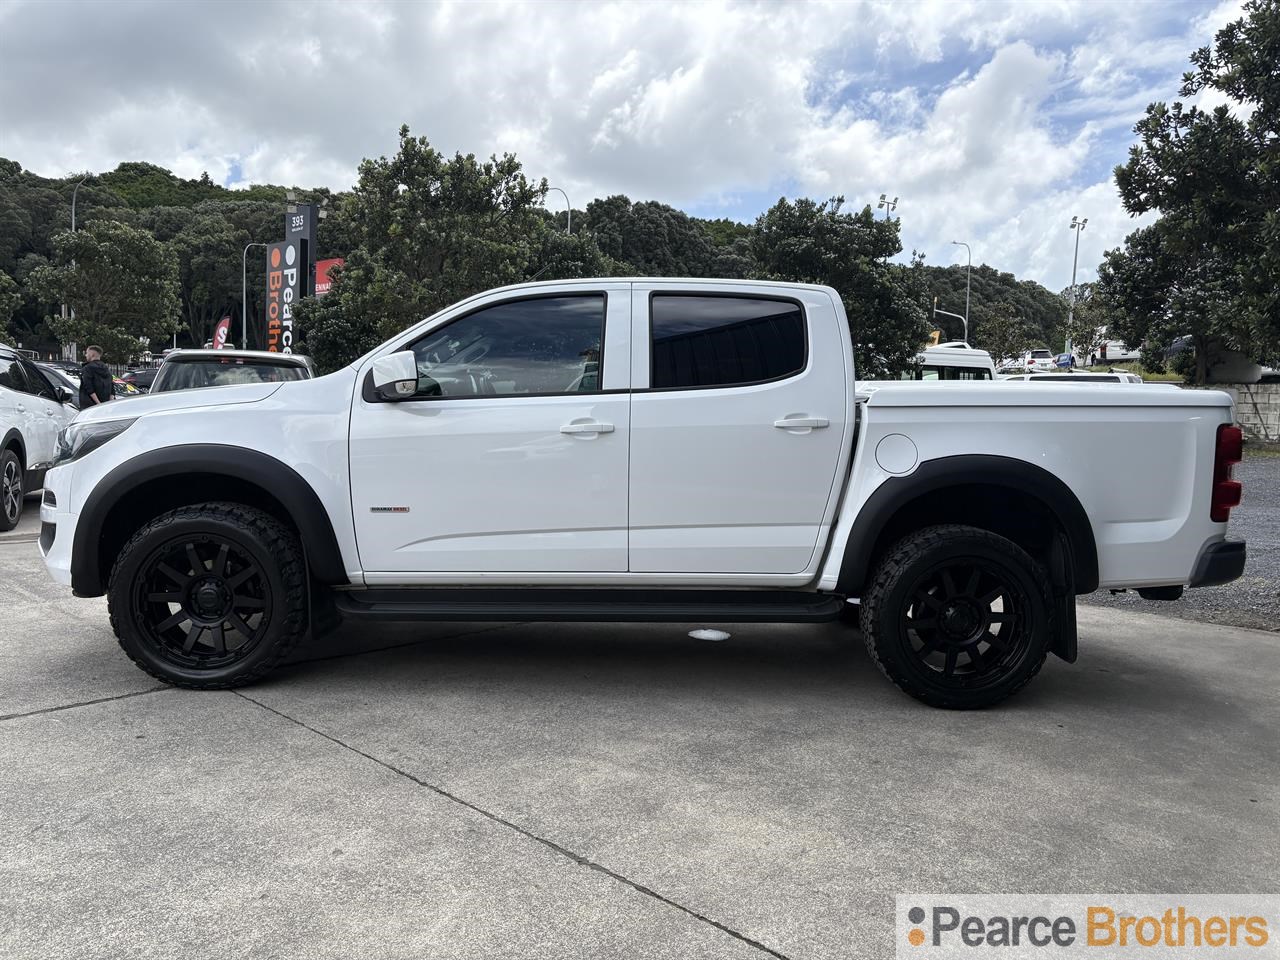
<box><xmin>38</xmin><ymin>465</ymin><xmax>76</xmax><ymax>589</ymax></box>
<box><xmin>1188</xmin><ymin>539</ymin><xmax>1246</xmax><ymax>588</ymax></box>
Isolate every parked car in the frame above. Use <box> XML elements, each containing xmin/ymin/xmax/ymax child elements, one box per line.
<box><xmin>1088</xmin><ymin>339</ymin><xmax>1142</xmax><ymax>365</ymax></box>
<box><xmin>1054</xmin><ymin>352</ymin><xmax>1076</xmax><ymax>369</ymax></box>
<box><xmin>149</xmin><ymin>349</ymin><xmax>315</xmax><ymax>393</ymax></box>
<box><xmin>0</xmin><ymin>344</ymin><xmax>76</xmax><ymax>530</ymax></box>
<box><xmin>1001</xmin><ymin>372</ymin><xmax>1145</xmax><ymax>384</ymax></box>
<box><xmin>1022</xmin><ymin>349</ymin><xmax>1056</xmax><ymax>371</ymax></box>
<box><xmin>38</xmin><ymin>279</ymin><xmax>1245</xmax><ymax>709</ymax></box>
<box><xmin>120</xmin><ymin>367</ymin><xmax>159</xmax><ymax>393</ymax></box>
<box><xmin>35</xmin><ymin>363</ymin><xmax>83</xmax><ymax>410</ymax></box>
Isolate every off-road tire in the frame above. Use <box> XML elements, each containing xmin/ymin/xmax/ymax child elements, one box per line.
<box><xmin>108</xmin><ymin>501</ymin><xmax>308</xmax><ymax>688</ymax></box>
<box><xmin>860</xmin><ymin>524</ymin><xmax>1053</xmax><ymax>709</ymax></box>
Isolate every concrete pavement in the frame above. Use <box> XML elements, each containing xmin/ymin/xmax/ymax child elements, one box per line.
<box><xmin>2</xmin><ymin>534</ymin><xmax>1277</xmax><ymax>959</ymax></box>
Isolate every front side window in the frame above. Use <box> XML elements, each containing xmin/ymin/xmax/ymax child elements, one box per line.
<box><xmin>407</xmin><ymin>295</ymin><xmax>605</xmax><ymax>399</ymax></box>
<box><xmin>650</xmin><ymin>295</ymin><xmax>805</xmax><ymax>390</ymax></box>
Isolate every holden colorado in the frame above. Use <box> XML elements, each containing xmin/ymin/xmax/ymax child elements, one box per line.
<box><xmin>39</xmin><ymin>279</ymin><xmax>1246</xmax><ymax>708</ymax></box>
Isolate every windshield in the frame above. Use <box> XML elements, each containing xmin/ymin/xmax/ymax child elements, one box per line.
<box><xmin>1030</xmin><ymin>350</ymin><xmax>1052</xmax><ymax>358</ymax></box>
<box><xmin>152</xmin><ymin>359</ymin><xmax>308</xmax><ymax>392</ymax></box>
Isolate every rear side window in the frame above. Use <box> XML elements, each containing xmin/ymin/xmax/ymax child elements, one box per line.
<box><xmin>0</xmin><ymin>356</ymin><xmax>31</xmax><ymax>393</ymax></box>
<box><xmin>650</xmin><ymin>295</ymin><xmax>805</xmax><ymax>390</ymax></box>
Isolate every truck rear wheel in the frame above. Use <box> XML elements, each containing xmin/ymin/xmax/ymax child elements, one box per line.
<box><xmin>860</xmin><ymin>524</ymin><xmax>1052</xmax><ymax>709</ymax></box>
<box><xmin>107</xmin><ymin>502</ymin><xmax>308</xmax><ymax>688</ymax></box>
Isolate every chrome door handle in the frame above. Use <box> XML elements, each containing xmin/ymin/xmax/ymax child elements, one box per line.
<box><xmin>560</xmin><ymin>421</ymin><xmax>614</xmax><ymax>434</ymax></box>
<box><xmin>774</xmin><ymin>417</ymin><xmax>829</xmax><ymax>429</ymax></box>
<box><xmin>15</xmin><ymin>403</ymin><xmax>25</xmax><ymax>413</ymax></box>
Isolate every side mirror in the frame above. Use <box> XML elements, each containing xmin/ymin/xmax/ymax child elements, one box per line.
<box><xmin>371</xmin><ymin>350</ymin><xmax>419</xmax><ymax>401</ymax></box>
<box><xmin>56</xmin><ymin>387</ymin><xmax>74</xmax><ymax>404</ymax></box>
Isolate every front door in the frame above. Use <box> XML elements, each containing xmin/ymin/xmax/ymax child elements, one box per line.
<box><xmin>350</xmin><ymin>288</ymin><xmax>631</xmax><ymax>575</ymax></box>
<box><xmin>627</xmin><ymin>285</ymin><xmax>850</xmax><ymax>575</ymax></box>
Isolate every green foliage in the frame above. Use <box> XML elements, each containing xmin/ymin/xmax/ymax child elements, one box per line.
<box><xmin>98</xmin><ymin>162</ymin><xmax>228</xmax><ymax>208</ymax></box>
<box><xmin>750</xmin><ymin>197</ymin><xmax>929</xmax><ymax>378</ymax></box>
<box><xmin>583</xmin><ymin>196</ymin><xmax>717</xmax><ymax>275</ymax></box>
<box><xmin>1062</xmin><ymin>282</ymin><xmax>1114</xmax><ymax>359</ymax></box>
<box><xmin>295</xmin><ymin>126</ymin><xmax>552</xmax><ymax>371</ymax></box>
<box><xmin>0</xmin><ymin>273</ymin><xmax>21</xmax><ymax>337</ymax></box>
<box><xmin>971</xmin><ymin>303</ymin><xmax>1036</xmax><ymax>365</ymax></box>
<box><xmin>26</xmin><ymin>220</ymin><xmax>181</xmax><ymax>360</ymax></box>
<box><xmin>1106</xmin><ymin>0</ymin><xmax>1279</xmax><ymax>381</ymax></box>
<box><xmin>925</xmin><ymin>264</ymin><xmax>1066</xmax><ymax>349</ymax></box>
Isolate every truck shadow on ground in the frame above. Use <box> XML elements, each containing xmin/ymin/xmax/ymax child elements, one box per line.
<box><xmin>270</xmin><ymin>617</ymin><xmax>1229</xmax><ymax>719</ymax></box>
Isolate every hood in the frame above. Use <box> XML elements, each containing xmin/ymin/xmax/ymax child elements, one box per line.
<box><xmin>72</xmin><ymin>381</ymin><xmax>283</xmax><ymax>424</ymax></box>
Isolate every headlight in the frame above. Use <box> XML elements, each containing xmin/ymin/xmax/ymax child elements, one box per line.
<box><xmin>52</xmin><ymin>418</ymin><xmax>137</xmax><ymax>467</ymax></box>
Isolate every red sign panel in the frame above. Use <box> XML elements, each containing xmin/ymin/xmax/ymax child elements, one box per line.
<box><xmin>315</xmin><ymin>257</ymin><xmax>344</xmax><ymax>297</ymax></box>
<box><xmin>212</xmin><ymin>315</ymin><xmax>232</xmax><ymax>349</ymax></box>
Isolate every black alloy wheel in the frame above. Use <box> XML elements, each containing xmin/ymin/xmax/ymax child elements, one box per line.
<box><xmin>860</xmin><ymin>524</ymin><xmax>1053</xmax><ymax>709</ymax></box>
<box><xmin>108</xmin><ymin>502</ymin><xmax>309</xmax><ymax>688</ymax></box>
<box><xmin>0</xmin><ymin>450</ymin><xmax>22</xmax><ymax>531</ymax></box>
<box><xmin>131</xmin><ymin>534</ymin><xmax>272</xmax><ymax>670</ymax></box>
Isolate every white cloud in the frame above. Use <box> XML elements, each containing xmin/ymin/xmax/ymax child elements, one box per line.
<box><xmin>0</xmin><ymin>0</ymin><xmax>1236</xmax><ymax>287</ymax></box>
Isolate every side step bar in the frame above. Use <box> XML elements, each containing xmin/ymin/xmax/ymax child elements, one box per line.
<box><xmin>332</xmin><ymin>588</ymin><xmax>846</xmax><ymax>624</ymax></box>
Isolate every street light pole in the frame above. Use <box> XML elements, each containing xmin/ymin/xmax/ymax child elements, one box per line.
<box><xmin>62</xmin><ymin>174</ymin><xmax>90</xmax><ymax>329</ymax></box>
<box><xmin>950</xmin><ymin>240</ymin><xmax>971</xmax><ymax>344</ymax></box>
<box><xmin>877</xmin><ymin>193</ymin><xmax>898</xmax><ymax>221</ymax></box>
<box><xmin>546</xmin><ymin>186</ymin><xmax>571</xmax><ymax>235</ymax></box>
<box><xmin>1067</xmin><ymin>216</ymin><xmax>1088</xmax><ymax>355</ymax></box>
<box><xmin>242</xmin><ymin>242</ymin><xmax>268</xmax><ymax>350</ymax></box>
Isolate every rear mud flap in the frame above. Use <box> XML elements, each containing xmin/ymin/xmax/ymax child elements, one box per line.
<box><xmin>1048</xmin><ymin>530</ymin><xmax>1079</xmax><ymax>663</ymax></box>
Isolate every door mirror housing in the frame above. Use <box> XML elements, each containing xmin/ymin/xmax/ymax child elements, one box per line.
<box><xmin>371</xmin><ymin>351</ymin><xmax>419</xmax><ymax>401</ymax></box>
<box><xmin>56</xmin><ymin>386</ymin><xmax>74</xmax><ymax>404</ymax></box>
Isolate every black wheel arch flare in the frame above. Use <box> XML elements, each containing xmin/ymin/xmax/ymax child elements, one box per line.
<box><xmin>835</xmin><ymin>454</ymin><xmax>1100</xmax><ymax>597</ymax></box>
<box><xmin>70</xmin><ymin>444</ymin><xmax>348</xmax><ymax>597</ymax></box>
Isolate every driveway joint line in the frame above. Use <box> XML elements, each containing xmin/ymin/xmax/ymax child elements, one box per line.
<box><xmin>0</xmin><ymin>685</ymin><xmax>169</xmax><ymax>722</ymax></box>
<box><xmin>233</xmin><ymin>690</ymin><xmax>794</xmax><ymax>960</ymax></box>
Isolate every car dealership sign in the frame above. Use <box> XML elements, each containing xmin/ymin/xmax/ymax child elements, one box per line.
<box><xmin>264</xmin><ymin>241</ymin><xmax>299</xmax><ymax>354</ymax></box>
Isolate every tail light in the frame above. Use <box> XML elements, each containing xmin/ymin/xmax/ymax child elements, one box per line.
<box><xmin>1210</xmin><ymin>424</ymin><xmax>1243</xmax><ymax>523</ymax></box>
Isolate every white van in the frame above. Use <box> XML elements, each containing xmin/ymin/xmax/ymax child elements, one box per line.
<box><xmin>894</xmin><ymin>342</ymin><xmax>997</xmax><ymax>381</ymax></box>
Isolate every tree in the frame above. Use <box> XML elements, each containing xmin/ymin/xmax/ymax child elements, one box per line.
<box><xmin>1062</xmin><ymin>282</ymin><xmax>1114</xmax><ymax>363</ymax></box>
<box><xmin>166</xmin><ymin>212</ymin><xmax>248</xmax><ymax>347</ymax></box>
<box><xmin>925</xmin><ymin>264</ymin><xmax>1067</xmax><ymax>348</ymax></box>
<box><xmin>296</xmin><ymin>126</ymin><xmax>558</xmax><ymax>371</ymax></box>
<box><xmin>0</xmin><ymin>273</ymin><xmax>21</xmax><ymax>338</ymax></box>
<box><xmin>583</xmin><ymin>196</ymin><xmax>716</xmax><ymax>275</ymax></box>
<box><xmin>1107</xmin><ymin>0</ymin><xmax>1280</xmax><ymax>378</ymax></box>
<box><xmin>26</xmin><ymin>220</ymin><xmax>181</xmax><ymax>360</ymax></box>
<box><xmin>972</xmin><ymin>302</ymin><xmax>1035</xmax><ymax>366</ymax></box>
<box><xmin>750</xmin><ymin>197</ymin><xmax>929</xmax><ymax>378</ymax></box>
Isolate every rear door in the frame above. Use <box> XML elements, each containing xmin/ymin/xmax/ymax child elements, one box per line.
<box><xmin>627</xmin><ymin>284</ymin><xmax>850</xmax><ymax>576</ymax></box>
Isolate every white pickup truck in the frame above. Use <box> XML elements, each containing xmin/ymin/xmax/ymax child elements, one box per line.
<box><xmin>38</xmin><ymin>279</ymin><xmax>1246</xmax><ymax>708</ymax></box>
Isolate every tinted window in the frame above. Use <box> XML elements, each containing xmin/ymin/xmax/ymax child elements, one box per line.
<box><xmin>19</xmin><ymin>360</ymin><xmax>57</xmax><ymax>399</ymax></box>
<box><xmin>650</xmin><ymin>295</ymin><xmax>805</xmax><ymax>389</ymax></box>
<box><xmin>0</xmin><ymin>356</ymin><xmax>30</xmax><ymax>393</ymax></box>
<box><xmin>408</xmin><ymin>295</ymin><xmax>604</xmax><ymax>398</ymax></box>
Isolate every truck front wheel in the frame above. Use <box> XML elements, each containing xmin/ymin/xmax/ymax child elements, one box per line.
<box><xmin>860</xmin><ymin>524</ymin><xmax>1053</xmax><ymax>709</ymax></box>
<box><xmin>107</xmin><ymin>502</ymin><xmax>309</xmax><ymax>688</ymax></box>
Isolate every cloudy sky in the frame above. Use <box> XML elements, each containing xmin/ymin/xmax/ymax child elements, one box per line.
<box><xmin>0</xmin><ymin>0</ymin><xmax>1243</xmax><ymax>289</ymax></box>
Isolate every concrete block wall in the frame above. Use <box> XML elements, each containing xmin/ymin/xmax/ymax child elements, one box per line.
<box><xmin>1182</xmin><ymin>382</ymin><xmax>1280</xmax><ymax>443</ymax></box>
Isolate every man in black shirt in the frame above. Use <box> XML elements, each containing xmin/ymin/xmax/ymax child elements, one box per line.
<box><xmin>79</xmin><ymin>345</ymin><xmax>113</xmax><ymax>407</ymax></box>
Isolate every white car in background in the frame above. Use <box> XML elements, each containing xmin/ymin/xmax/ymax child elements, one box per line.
<box><xmin>0</xmin><ymin>344</ymin><xmax>75</xmax><ymax>530</ymax></box>
<box><xmin>1002</xmin><ymin>371</ymin><xmax>1146</xmax><ymax>384</ymax></box>
<box><xmin>1022</xmin><ymin>349</ymin><xmax>1056</xmax><ymax>371</ymax></box>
